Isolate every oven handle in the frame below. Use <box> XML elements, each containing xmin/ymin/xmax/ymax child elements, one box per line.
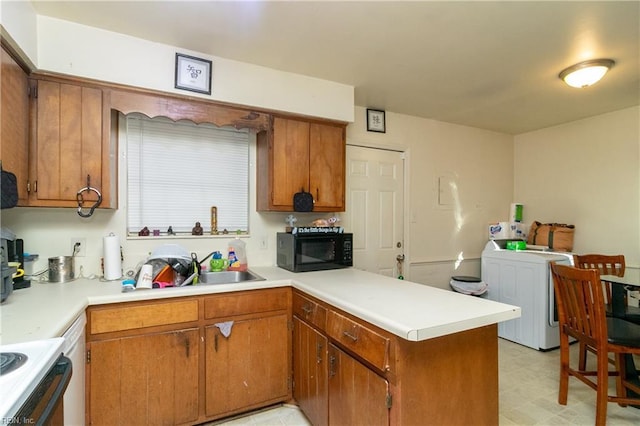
<box><xmin>40</xmin><ymin>355</ymin><xmax>72</xmax><ymax>422</ymax></box>
<box><xmin>17</xmin><ymin>355</ymin><xmax>73</xmax><ymax>424</ymax></box>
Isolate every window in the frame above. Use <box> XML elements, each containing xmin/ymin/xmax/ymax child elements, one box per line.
<box><xmin>126</xmin><ymin>113</ymin><xmax>249</xmax><ymax>235</ymax></box>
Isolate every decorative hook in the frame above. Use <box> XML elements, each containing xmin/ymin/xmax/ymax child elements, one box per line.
<box><xmin>77</xmin><ymin>174</ymin><xmax>102</xmax><ymax>218</ymax></box>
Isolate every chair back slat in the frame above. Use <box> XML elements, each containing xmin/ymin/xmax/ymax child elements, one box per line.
<box><xmin>573</xmin><ymin>254</ymin><xmax>625</xmax><ymax>276</ymax></box>
<box><xmin>573</xmin><ymin>254</ymin><xmax>625</xmax><ymax>304</ymax></box>
<box><xmin>552</xmin><ymin>263</ymin><xmax>606</xmax><ymax>348</ymax></box>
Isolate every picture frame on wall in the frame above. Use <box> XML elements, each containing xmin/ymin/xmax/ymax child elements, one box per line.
<box><xmin>175</xmin><ymin>53</ymin><xmax>212</xmax><ymax>95</ymax></box>
<box><xmin>366</xmin><ymin>108</ymin><xmax>386</xmax><ymax>133</ymax></box>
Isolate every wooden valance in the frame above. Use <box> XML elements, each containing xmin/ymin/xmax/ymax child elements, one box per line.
<box><xmin>108</xmin><ymin>89</ymin><xmax>270</xmax><ymax>132</ymax></box>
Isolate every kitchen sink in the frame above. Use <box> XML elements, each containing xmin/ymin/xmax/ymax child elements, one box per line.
<box><xmin>198</xmin><ymin>270</ymin><xmax>265</xmax><ymax>285</ymax></box>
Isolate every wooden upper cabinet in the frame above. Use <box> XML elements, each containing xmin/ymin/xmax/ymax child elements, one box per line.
<box><xmin>271</xmin><ymin>117</ymin><xmax>310</xmax><ymax>207</ymax></box>
<box><xmin>257</xmin><ymin>116</ymin><xmax>346</xmax><ymax>212</ymax></box>
<box><xmin>1</xmin><ymin>47</ymin><xmax>30</xmax><ymax>205</ymax></box>
<box><xmin>29</xmin><ymin>76</ymin><xmax>116</xmax><ymax>208</ymax></box>
<box><xmin>309</xmin><ymin>122</ymin><xmax>345</xmax><ymax>210</ymax></box>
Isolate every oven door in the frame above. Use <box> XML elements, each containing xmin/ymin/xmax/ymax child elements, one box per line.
<box><xmin>15</xmin><ymin>354</ymin><xmax>72</xmax><ymax>425</ymax></box>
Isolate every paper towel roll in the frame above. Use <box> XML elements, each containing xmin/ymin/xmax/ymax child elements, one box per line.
<box><xmin>489</xmin><ymin>222</ymin><xmax>511</xmax><ymax>239</ymax></box>
<box><xmin>103</xmin><ymin>233</ymin><xmax>122</xmax><ymax>280</ymax></box>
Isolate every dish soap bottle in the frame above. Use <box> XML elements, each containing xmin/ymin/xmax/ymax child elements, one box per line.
<box><xmin>227</xmin><ymin>236</ymin><xmax>248</xmax><ymax>271</ymax></box>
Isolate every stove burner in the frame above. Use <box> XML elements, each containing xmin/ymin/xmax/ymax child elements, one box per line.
<box><xmin>0</xmin><ymin>352</ymin><xmax>28</xmax><ymax>376</ymax></box>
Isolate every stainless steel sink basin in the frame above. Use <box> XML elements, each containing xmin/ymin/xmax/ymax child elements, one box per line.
<box><xmin>198</xmin><ymin>270</ymin><xmax>265</xmax><ymax>285</ymax></box>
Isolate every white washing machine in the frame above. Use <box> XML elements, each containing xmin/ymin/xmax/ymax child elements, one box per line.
<box><xmin>481</xmin><ymin>240</ymin><xmax>573</xmax><ymax>350</ymax></box>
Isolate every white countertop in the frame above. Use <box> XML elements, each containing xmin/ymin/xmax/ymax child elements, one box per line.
<box><xmin>0</xmin><ymin>267</ymin><xmax>520</xmax><ymax>344</ymax></box>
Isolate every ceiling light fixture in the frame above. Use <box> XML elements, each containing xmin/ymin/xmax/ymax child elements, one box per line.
<box><xmin>559</xmin><ymin>59</ymin><xmax>615</xmax><ymax>88</ymax></box>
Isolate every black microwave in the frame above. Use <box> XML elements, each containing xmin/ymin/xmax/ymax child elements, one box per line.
<box><xmin>276</xmin><ymin>231</ymin><xmax>353</xmax><ymax>272</ymax></box>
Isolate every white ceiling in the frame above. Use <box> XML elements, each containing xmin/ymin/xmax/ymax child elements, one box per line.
<box><xmin>30</xmin><ymin>1</ymin><xmax>640</xmax><ymax>134</ymax></box>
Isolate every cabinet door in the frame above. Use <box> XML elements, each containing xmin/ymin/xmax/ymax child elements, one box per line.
<box><xmin>1</xmin><ymin>47</ymin><xmax>29</xmax><ymax>205</ymax></box>
<box><xmin>309</xmin><ymin>123</ymin><xmax>345</xmax><ymax>211</ymax></box>
<box><xmin>205</xmin><ymin>313</ymin><xmax>289</xmax><ymax>417</ymax></box>
<box><xmin>271</xmin><ymin>117</ymin><xmax>310</xmax><ymax>208</ymax></box>
<box><xmin>328</xmin><ymin>344</ymin><xmax>390</xmax><ymax>426</ymax></box>
<box><xmin>293</xmin><ymin>317</ymin><xmax>328</xmax><ymax>426</ymax></box>
<box><xmin>32</xmin><ymin>80</ymin><xmax>104</xmax><ymax>206</ymax></box>
<box><xmin>87</xmin><ymin>328</ymin><xmax>199</xmax><ymax>426</ymax></box>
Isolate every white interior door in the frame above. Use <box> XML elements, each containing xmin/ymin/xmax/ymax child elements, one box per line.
<box><xmin>343</xmin><ymin>145</ymin><xmax>405</xmax><ymax>277</ymax></box>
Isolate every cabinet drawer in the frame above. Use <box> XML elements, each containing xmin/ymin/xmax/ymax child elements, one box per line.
<box><xmin>292</xmin><ymin>292</ymin><xmax>327</xmax><ymax>330</ymax></box>
<box><xmin>326</xmin><ymin>310</ymin><xmax>390</xmax><ymax>372</ymax></box>
<box><xmin>89</xmin><ymin>299</ymin><xmax>199</xmax><ymax>335</ymax></box>
<box><xmin>204</xmin><ymin>288</ymin><xmax>289</xmax><ymax>319</ymax></box>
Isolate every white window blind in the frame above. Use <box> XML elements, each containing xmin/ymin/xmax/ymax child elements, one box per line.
<box><xmin>126</xmin><ymin>114</ymin><xmax>249</xmax><ymax>235</ymax></box>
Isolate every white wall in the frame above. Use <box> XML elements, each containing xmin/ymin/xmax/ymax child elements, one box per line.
<box><xmin>0</xmin><ymin>0</ymin><xmax>38</xmax><ymax>64</ymax></box>
<box><xmin>347</xmin><ymin>107</ymin><xmax>514</xmax><ymax>288</ymax></box>
<box><xmin>514</xmin><ymin>106</ymin><xmax>640</xmax><ymax>267</ymax></box>
<box><xmin>36</xmin><ymin>16</ymin><xmax>354</xmax><ymax>123</ymax></box>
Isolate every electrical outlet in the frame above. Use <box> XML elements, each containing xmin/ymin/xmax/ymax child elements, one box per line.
<box><xmin>71</xmin><ymin>238</ymin><xmax>86</xmax><ymax>257</ymax></box>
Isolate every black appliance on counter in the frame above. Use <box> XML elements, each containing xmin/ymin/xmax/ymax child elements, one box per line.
<box><xmin>1</xmin><ymin>227</ymin><xmax>15</xmax><ymax>303</ymax></box>
<box><xmin>277</xmin><ymin>228</ymin><xmax>353</xmax><ymax>272</ymax></box>
<box><xmin>1</xmin><ymin>227</ymin><xmax>29</xmax><ymax>303</ymax></box>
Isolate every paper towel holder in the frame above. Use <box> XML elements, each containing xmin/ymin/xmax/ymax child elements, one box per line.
<box><xmin>103</xmin><ymin>232</ymin><xmax>123</xmax><ymax>280</ymax></box>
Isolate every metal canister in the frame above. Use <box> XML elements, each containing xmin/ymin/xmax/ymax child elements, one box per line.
<box><xmin>48</xmin><ymin>256</ymin><xmax>75</xmax><ymax>282</ymax></box>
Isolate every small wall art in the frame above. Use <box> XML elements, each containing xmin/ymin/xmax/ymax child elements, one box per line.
<box><xmin>175</xmin><ymin>53</ymin><xmax>212</xmax><ymax>95</ymax></box>
<box><xmin>366</xmin><ymin>108</ymin><xmax>386</xmax><ymax>133</ymax></box>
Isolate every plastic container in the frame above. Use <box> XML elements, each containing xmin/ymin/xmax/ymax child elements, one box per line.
<box><xmin>227</xmin><ymin>238</ymin><xmax>247</xmax><ymax>271</ymax></box>
<box><xmin>23</xmin><ymin>254</ymin><xmax>39</xmax><ymax>277</ymax></box>
<box><xmin>506</xmin><ymin>240</ymin><xmax>527</xmax><ymax>251</ymax></box>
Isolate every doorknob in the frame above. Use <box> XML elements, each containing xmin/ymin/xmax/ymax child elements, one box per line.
<box><xmin>396</xmin><ymin>254</ymin><xmax>405</xmax><ymax>280</ymax></box>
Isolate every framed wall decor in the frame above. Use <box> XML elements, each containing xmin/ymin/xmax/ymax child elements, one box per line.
<box><xmin>366</xmin><ymin>108</ymin><xmax>386</xmax><ymax>133</ymax></box>
<box><xmin>175</xmin><ymin>53</ymin><xmax>212</xmax><ymax>95</ymax></box>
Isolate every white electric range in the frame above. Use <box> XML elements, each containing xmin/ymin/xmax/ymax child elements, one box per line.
<box><xmin>0</xmin><ymin>337</ymin><xmax>67</xmax><ymax>421</ymax></box>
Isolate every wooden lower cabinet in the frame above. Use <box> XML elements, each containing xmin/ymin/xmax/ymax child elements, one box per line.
<box><xmin>86</xmin><ymin>289</ymin><xmax>291</xmax><ymax>425</ymax></box>
<box><xmin>87</xmin><ymin>329</ymin><xmax>199</xmax><ymax>425</ymax></box>
<box><xmin>293</xmin><ymin>317</ymin><xmax>328</xmax><ymax>426</ymax></box>
<box><xmin>328</xmin><ymin>344</ymin><xmax>390</xmax><ymax>426</ymax></box>
<box><xmin>205</xmin><ymin>313</ymin><xmax>290</xmax><ymax>417</ymax></box>
<box><xmin>292</xmin><ymin>289</ymin><xmax>499</xmax><ymax>426</ymax></box>
<box><xmin>86</xmin><ymin>289</ymin><xmax>498</xmax><ymax>425</ymax></box>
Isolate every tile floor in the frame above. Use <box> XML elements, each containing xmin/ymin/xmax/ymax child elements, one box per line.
<box><xmin>211</xmin><ymin>338</ymin><xmax>640</xmax><ymax>425</ymax></box>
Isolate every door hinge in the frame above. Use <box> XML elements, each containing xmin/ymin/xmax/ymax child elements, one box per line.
<box><xmin>287</xmin><ymin>320</ymin><xmax>294</xmax><ymax>332</ymax></box>
<box><xmin>86</xmin><ymin>349</ymin><xmax>91</xmax><ymax>364</ymax></box>
<box><xmin>386</xmin><ymin>392</ymin><xmax>392</xmax><ymax>409</ymax></box>
<box><xmin>288</xmin><ymin>376</ymin><xmax>293</xmax><ymax>392</ymax></box>
<box><xmin>29</xmin><ymin>83</ymin><xmax>37</xmax><ymax>99</ymax></box>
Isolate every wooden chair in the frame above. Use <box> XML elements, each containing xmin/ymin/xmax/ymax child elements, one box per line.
<box><xmin>551</xmin><ymin>263</ymin><xmax>640</xmax><ymax>425</ymax></box>
<box><xmin>573</xmin><ymin>254</ymin><xmax>640</xmax><ymax>370</ymax></box>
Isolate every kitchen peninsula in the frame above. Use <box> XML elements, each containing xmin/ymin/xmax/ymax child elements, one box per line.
<box><xmin>1</xmin><ymin>267</ymin><xmax>520</xmax><ymax>425</ymax></box>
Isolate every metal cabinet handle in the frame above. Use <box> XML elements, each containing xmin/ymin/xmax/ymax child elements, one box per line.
<box><xmin>342</xmin><ymin>330</ymin><xmax>358</xmax><ymax>342</ymax></box>
<box><xmin>302</xmin><ymin>304</ymin><xmax>313</xmax><ymax>315</ymax></box>
<box><xmin>316</xmin><ymin>342</ymin><xmax>323</xmax><ymax>364</ymax></box>
<box><xmin>329</xmin><ymin>355</ymin><xmax>336</xmax><ymax>377</ymax></box>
